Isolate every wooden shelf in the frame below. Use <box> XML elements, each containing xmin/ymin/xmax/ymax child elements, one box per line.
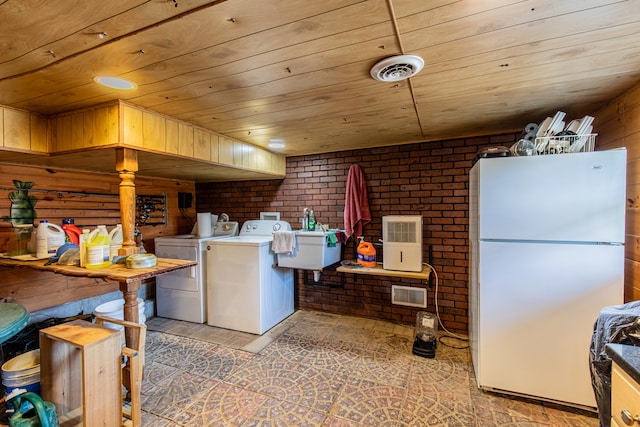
<box><xmin>336</xmin><ymin>263</ymin><xmax>431</xmax><ymax>280</ymax></box>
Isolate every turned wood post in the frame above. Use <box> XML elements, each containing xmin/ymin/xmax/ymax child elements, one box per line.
<box><xmin>115</xmin><ymin>148</ymin><xmax>139</xmax><ymax>256</ymax></box>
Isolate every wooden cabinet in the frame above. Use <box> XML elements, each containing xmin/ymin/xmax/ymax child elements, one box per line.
<box><xmin>612</xmin><ymin>361</ymin><xmax>640</xmax><ymax>427</ymax></box>
<box><xmin>46</xmin><ymin>101</ymin><xmax>285</xmax><ymax>178</ymax></box>
<box><xmin>1</xmin><ymin>106</ymin><xmax>48</xmax><ymax>153</ymax></box>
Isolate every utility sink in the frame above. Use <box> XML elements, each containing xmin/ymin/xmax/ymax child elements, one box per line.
<box><xmin>277</xmin><ymin>230</ymin><xmax>341</xmax><ymax>271</ymax></box>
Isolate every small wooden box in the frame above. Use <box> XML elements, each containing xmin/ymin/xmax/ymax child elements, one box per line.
<box><xmin>40</xmin><ymin>320</ymin><xmax>122</xmax><ymax>427</ymax></box>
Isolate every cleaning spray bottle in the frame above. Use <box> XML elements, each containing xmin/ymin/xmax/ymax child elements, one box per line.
<box><xmin>356</xmin><ymin>236</ymin><xmax>376</xmax><ymax>267</ymax></box>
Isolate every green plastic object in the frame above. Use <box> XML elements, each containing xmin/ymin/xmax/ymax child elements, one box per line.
<box><xmin>0</xmin><ymin>303</ymin><xmax>28</xmax><ymax>344</ymax></box>
<box><xmin>8</xmin><ymin>392</ymin><xmax>59</xmax><ymax>427</ymax></box>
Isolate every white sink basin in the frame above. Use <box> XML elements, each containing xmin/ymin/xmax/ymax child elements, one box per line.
<box><xmin>277</xmin><ymin>230</ymin><xmax>341</xmax><ymax>270</ymax></box>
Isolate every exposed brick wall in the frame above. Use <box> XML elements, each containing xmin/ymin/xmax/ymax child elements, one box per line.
<box><xmin>197</xmin><ymin>133</ymin><xmax>518</xmax><ymax>334</ymax></box>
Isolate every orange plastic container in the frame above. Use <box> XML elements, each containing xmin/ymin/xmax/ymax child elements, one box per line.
<box><xmin>357</xmin><ymin>241</ymin><xmax>376</xmax><ymax>267</ymax></box>
<box><xmin>62</xmin><ymin>223</ymin><xmax>82</xmax><ymax>245</ymax></box>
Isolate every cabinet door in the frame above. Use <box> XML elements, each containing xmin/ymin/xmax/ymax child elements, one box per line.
<box><xmin>612</xmin><ymin>363</ymin><xmax>640</xmax><ymax>427</ymax></box>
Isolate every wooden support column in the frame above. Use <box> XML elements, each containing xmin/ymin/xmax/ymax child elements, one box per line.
<box><xmin>119</xmin><ymin>279</ymin><xmax>141</xmax><ymax>348</ymax></box>
<box><xmin>116</xmin><ymin>148</ymin><xmax>139</xmax><ymax>257</ymax></box>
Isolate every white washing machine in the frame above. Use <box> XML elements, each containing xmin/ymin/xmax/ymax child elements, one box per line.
<box><xmin>206</xmin><ymin>220</ymin><xmax>294</xmax><ymax>334</ymax></box>
<box><xmin>154</xmin><ymin>222</ymin><xmax>238</xmax><ymax>323</ymax></box>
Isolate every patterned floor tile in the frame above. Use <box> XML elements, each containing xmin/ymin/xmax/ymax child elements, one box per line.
<box><xmin>141</xmin><ymin>365</ymin><xmax>221</xmax><ymax>423</ymax></box>
<box><xmin>259</xmin><ymin>333</ymin><xmax>319</xmax><ymax>362</ymax></box>
<box><xmin>139</xmin><ymin>311</ymin><xmax>600</xmax><ymax>427</ymax></box>
<box><xmin>329</xmin><ymin>377</ymin><xmax>406</xmax><ymax>425</ymax></box>
<box><xmin>302</xmin><ymin>338</ymin><xmax>366</xmax><ymax>374</ymax></box>
<box><xmin>177</xmin><ymin>381</ymin><xmax>269</xmax><ymax>426</ymax></box>
<box><xmin>226</xmin><ymin>356</ymin><xmax>346</xmax><ymax>412</ymax></box>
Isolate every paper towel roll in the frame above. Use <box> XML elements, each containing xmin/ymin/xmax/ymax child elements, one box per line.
<box><xmin>197</xmin><ymin>212</ymin><xmax>212</xmax><ymax>237</ymax></box>
<box><xmin>523</xmin><ymin>131</ymin><xmax>537</xmax><ymax>142</ymax></box>
<box><xmin>524</xmin><ymin>123</ymin><xmax>539</xmax><ymax>134</ymax></box>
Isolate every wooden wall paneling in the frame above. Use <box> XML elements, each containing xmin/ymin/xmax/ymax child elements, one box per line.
<box><xmin>219</xmin><ymin>137</ymin><xmax>234</xmax><ymax>165</ymax></box>
<box><xmin>142</xmin><ymin>110</ymin><xmax>166</xmax><ymax>151</ymax></box>
<box><xmin>50</xmin><ymin>114</ymin><xmax>68</xmax><ymax>152</ymax></box>
<box><xmin>81</xmin><ymin>109</ymin><xmax>96</xmax><ymax>149</ymax></box>
<box><xmin>273</xmin><ymin>154</ymin><xmax>285</xmax><ymax>174</ymax></box>
<box><xmin>209</xmin><ymin>134</ymin><xmax>220</xmax><ymax>163</ymax></box>
<box><xmin>596</xmin><ymin>80</ymin><xmax>640</xmax><ymax>303</ymax></box>
<box><xmin>256</xmin><ymin>148</ymin><xmax>272</xmax><ymax>172</ymax></box>
<box><xmin>122</xmin><ymin>104</ymin><xmax>143</xmax><ymax>148</ymax></box>
<box><xmin>92</xmin><ymin>104</ymin><xmax>119</xmax><ymax>147</ymax></box>
<box><xmin>0</xmin><ymin>267</ymin><xmax>120</xmax><ymax>312</ymax></box>
<box><xmin>243</xmin><ymin>143</ymin><xmax>256</xmax><ymax>170</ymax></box>
<box><xmin>233</xmin><ymin>141</ymin><xmax>245</xmax><ymax>166</ymax></box>
<box><xmin>0</xmin><ymin>163</ymin><xmax>196</xmax><ymax>256</ymax></box>
<box><xmin>624</xmin><ymin>259</ymin><xmax>640</xmax><ymax>302</ymax></box>
<box><xmin>3</xmin><ymin>108</ymin><xmax>30</xmax><ymax>150</ymax></box>
<box><xmin>0</xmin><ymin>108</ymin><xmax>4</xmax><ymax>148</ymax></box>
<box><xmin>165</xmin><ymin>118</ymin><xmax>179</xmax><ymax>155</ymax></box>
<box><xmin>177</xmin><ymin>122</ymin><xmax>194</xmax><ymax>157</ymax></box>
<box><xmin>30</xmin><ymin>114</ymin><xmax>48</xmax><ymax>153</ymax></box>
<box><xmin>70</xmin><ymin>111</ymin><xmax>84</xmax><ymax>150</ymax></box>
<box><xmin>193</xmin><ymin>128</ymin><xmax>210</xmax><ymax>161</ymax></box>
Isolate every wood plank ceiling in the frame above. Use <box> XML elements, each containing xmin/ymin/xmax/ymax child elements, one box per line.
<box><xmin>1</xmin><ymin>0</ymin><xmax>640</xmax><ymax>159</ymax></box>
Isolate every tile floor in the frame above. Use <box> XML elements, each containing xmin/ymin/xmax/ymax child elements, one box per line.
<box><xmin>141</xmin><ymin>310</ymin><xmax>599</xmax><ymax>426</ymax></box>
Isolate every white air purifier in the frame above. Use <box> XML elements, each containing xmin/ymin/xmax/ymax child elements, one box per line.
<box><xmin>382</xmin><ymin>215</ymin><xmax>423</xmax><ymax>272</ymax></box>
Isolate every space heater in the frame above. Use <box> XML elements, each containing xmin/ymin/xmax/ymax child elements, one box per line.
<box><xmin>382</xmin><ymin>215</ymin><xmax>423</xmax><ymax>272</ymax></box>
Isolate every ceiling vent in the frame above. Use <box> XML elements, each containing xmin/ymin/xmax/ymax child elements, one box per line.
<box><xmin>370</xmin><ymin>54</ymin><xmax>424</xmax><ymax>82</ymax></box>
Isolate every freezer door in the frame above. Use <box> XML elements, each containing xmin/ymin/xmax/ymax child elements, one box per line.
<box><xmin>477</xmin><ymin>150</ymin><xmax>626</xmax><ymax>243</ymax></box>
<box><xmin>476</xmin><ymin>240</ymin><xmax>623</xmax><ymax>407</ymax></box>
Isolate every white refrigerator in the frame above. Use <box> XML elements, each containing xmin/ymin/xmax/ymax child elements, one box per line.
<box><xmin>469</xmin><ymin>149</ymin><xmax>626</xmax><ymax>409</ymax></box>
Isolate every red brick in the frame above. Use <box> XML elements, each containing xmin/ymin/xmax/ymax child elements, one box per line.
<box><xmin>196</xmin><ymin>132</ymin><xmax>518</xmax><ymax>334</ymax></box>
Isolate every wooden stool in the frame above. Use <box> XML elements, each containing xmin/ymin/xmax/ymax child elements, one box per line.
<box><xmin>39</xmin><ymin>319</ymin><xmax>121</xmax><ymax>427</ymax></box>
<box><xmin>94</xmin><ymin>315</ymin><xmax>146</xmax><ymax>427</ymax></box>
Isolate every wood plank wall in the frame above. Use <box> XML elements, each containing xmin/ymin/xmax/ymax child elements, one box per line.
<box><xmin>0</xmin><ymin>164</ymin><xmax>197</xmax><ymax>252</ymax></box>
<box><xmin>595</xmin><ymin>82</ymin><xmax>640</xmax><ymax>302</ymax></box>
<box><xmin>0</xmin><ymin>163</ymin><xmax>197</xmax><ymax>312</ymax></box>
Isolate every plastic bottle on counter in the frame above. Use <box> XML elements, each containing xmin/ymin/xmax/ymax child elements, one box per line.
<box><xmin>302</xmin><ymin>208</ymin><xmax>309</xmax><ymax>231</ymax></box>
<box><xmin>308</xmin><ymin>209</ymin><xmax>316</xmax><ymax>231</ymax></box>
<box><xmin>35</xmin><ymin>220</ymin><xmax>65</xmax><ymax>258</ymax></box>
<box><xmin>109</xmin><ymin>224</ymin><xmax>123</xmax><ymax>259</ymax></box>
<box><xmin>79</xmin><ymin>228</ymin><xmax>90</xmax><ymax>267</ymax></box>
<box><xmin>36</xmin><ymin>220</ymin><xmax>49</xmax><ymax>259</ymax></box>
<box><xmin>357</xmin><ymin>237</ymin><xmax>376</xmax><ymax>268</ymax></box>
<box><xmin>61</xmin><ymin>218</ymin><xmax>82</xmax><ymax>245</ymax></box>
<box><xmin>85</xmin><ymin>225</ymin><xmax>111</xmax><ymax>269</ymax></box>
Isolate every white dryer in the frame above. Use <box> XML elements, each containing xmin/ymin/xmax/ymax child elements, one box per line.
<box><xmin>154</xmin><ymin>222</ymin><xmax>238</xmax><ymax>323</ymax></box>
<box><xmin>206</xmin><ymin>220</ymin><xmax>294</xmax><ymax>334</ymax></box>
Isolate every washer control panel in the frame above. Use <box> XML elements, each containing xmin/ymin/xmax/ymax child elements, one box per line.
<box><xmin>240</xmin><ymin>220</ymin><xmax>291</xmax><ymax>236</ymax></box>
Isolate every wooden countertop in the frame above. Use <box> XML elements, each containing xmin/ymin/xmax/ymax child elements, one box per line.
<box><xmin>0</xmin><ymin>256</ymin><xmax>196</xmax><ymax>284</ymax></box>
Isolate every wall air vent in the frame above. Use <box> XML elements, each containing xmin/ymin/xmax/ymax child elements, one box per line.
<box><xmin>370</xmin><ymin>55</ymin><xmax>425</xmax><ymax>82</ymax></box>
<box><xmin>391</xmin><ymin>285</ymin><xmax>427</xmax><ymax>308</ymax></box>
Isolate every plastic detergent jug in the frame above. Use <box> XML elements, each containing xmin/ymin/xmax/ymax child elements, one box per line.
<box><xmin>357</xmin><ymin>238</ymin><xmax>376</xmax><ymax>268</ymax></box>
<box><xmin>79</xmin><ymin>228</ymin><xmax>90</xmax><ymax>267</ymax></box>
<box><xmin>109</xmin><ymin>224</ymin><xmax>123</xmax><ymax>259</ymax></box>
<box><xmin>61</xmin><ymin>218</ymin><xmax>82</xmax><ymax>245</ymax></box>
<box><xmin>85</xmin><ymin>225</ymin><xmax>110</xmax><ymax>269</ymax></box>
<box><xmin>35</xmin><ymin>220</ymin><xmax>65</xmax><ymax>259</ymax></box>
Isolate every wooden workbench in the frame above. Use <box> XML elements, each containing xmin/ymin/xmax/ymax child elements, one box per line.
<box><xmin>0</xmin><ymin>257</ymin><xmax>195</xmax><ymax>346</ymax></box>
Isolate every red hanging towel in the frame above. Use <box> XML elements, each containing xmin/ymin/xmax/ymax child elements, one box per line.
<box><xmin>343</xmin><ymin>164</ymin><xmax>371</xmax><ymax>239</ymax></box>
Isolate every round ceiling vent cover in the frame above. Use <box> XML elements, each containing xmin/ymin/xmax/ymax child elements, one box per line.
<box><xmin>370</xmin><ymin>54</ymin><xmax>424</xmax><ymax>82</ymax></box>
